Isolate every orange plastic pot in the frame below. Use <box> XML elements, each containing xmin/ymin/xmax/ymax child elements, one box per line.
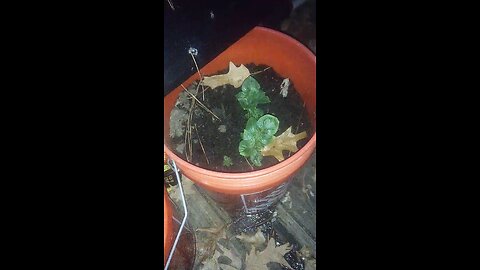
<box><xmin>164</xmin><ymin>187</ymin><xmax>173</xmax><ymax>266</ymax></box>
<box><xmin>164</xmin><ymin>26</ymin><xmax>316</xmax><ymax>214</ymax></box>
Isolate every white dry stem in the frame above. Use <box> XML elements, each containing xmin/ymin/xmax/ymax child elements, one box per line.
<box><xmin>280</xmin><ymin>78</ymin><xmax>290</xmax><ymax>97</ymax></box>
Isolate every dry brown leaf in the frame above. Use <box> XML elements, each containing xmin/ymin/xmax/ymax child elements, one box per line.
<box><xmin>201</xmin><ymin>61</ymin><xmax>250</xmax><ymax>89</ymax></box>
<box><xmin>298</xmin><ymin>246</ymin><xmax>316</xmax><ymax>270</ymax></box>
<box><xmin>235</xmin><ymin>229</ymin><xmax>266</xmax><ymax>247</ymax></box>
<box><xmin>200</xmin><ymin>242</ymin><xmax>242</xmax><ymax>270</ymax></box>
<box><xmin>196</xmin><ymin>224</ymin><xmax>227</xmax><ymax>240</ymax></box>
<box><xmin>261</xmin><ymin>127</ymin><xmax>307</xmax><ymax>161</ymax></box>
<box><xmin>217</xmin><ymin>243</ymin><xmax>242</xmax><ymax>269</ymax></box>
<box><xmin>244</xmin><ymin>238</ymin><xmax>291</xmax><ymax>270</ymax></box>
<box><xmin>200</xmin><ymin>249</ymin><xmax>221</xmax><ymax>270</ymax></box>
<box><xmin>304</xmin><ymin>259</ymin><xmax>316</xmax><ymax>270</ymax></box>
<box><xmin>196</xmin><ymin>224</ymin><xmax>228</xmax><ymax>263</ymax></box>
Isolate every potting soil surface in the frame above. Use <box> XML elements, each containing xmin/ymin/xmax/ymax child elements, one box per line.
<box><xmin>169</xmin><ymin>64</ymin><xmax>313</xmax><ymax>173</ymax></box>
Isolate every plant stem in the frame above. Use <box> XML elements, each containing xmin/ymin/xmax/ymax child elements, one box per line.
<box><xmin>244</xmin><ymin>157</ymin><xmax>254</xmax><ymax>171</ymax></box>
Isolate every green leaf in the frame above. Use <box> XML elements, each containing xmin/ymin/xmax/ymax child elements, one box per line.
<box><xmin>236</xmin><ymin>76</ymin><xmax>279</xmax><ymax>167</ymax></box>
<box><xmin>250</xmin><ymin>151</ymin><xmax>263</xmax><ymax>167</ymax></box>
<box><xmin>256</xmin><ymin>115</ymin><xmax>279</xmax><ymax>136</ymax></box>
<box><xmin>235</xmin><ymin>91</ymin><xmax>249</xmax><ymax>109</ymax></box>
<box><xmin>223</xmin><ymin>156</ymin><xmax>233</xmax><ymax>167</ymax></box>
<box><xmin>236</xmin><ymin>76</ymin><xmax>270</xmax><ymax>118</ymax></box>
<box><xmin>246</xmin><ymin>117</ymin><xmax>257</xmax><ymax>130</ymax></box>
<box><xmin>255</xmin><ymin>92</ymin><xmax>270</xmax><ymax>105</ymax></box>
<box><xmin>247</xmin><ymin>107</ymin><xmax>264</xmax><ymax>119</ymax></box>
<box><xmin>239</xmin><ymin>140</ymin><xmax>255</xmax><ymax>157</ymax></box>
<box><xmin>241</xmin><ymin>76</ymin><xmax>260</xmax><ymax>92</ymax></box>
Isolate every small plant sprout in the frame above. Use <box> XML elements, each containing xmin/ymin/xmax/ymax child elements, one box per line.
<box><xmin>235</xmin><ymin>76</ymin><xmax>270</xmax><ymax>119</ymax></box>
<box><xmin>239</xmin><ymin>114</ymin><xmax>279</xmax><ymax>167</ymax></box>
<box><xmin>223</xmin><ymin>156</ymin><xmax>233</xmax><ymax>167</ymax></box>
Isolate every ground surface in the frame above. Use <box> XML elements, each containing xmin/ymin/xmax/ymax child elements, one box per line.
<box><xmin>165</xmin><ymin>0</ymin><xmax>316</xmax><ymax>268</ymax></box>
<box><xmin>168</xmin><ymin>151</ymin><xmax>316</xmax><ymax>270</ymax></box>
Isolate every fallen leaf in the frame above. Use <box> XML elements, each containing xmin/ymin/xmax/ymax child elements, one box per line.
<box><xmin>261</xmin><ymin>127</ymin><xmax>307</xmax><ymax>161</ymax></box>
<box><xmin>244</xmin><ymin>237</ymin><xmax>291</xmax><ymax>270</ymax></box>
<box><xmin>298</xmin><ymin>246</ymin><xmax>316</xmax><ymax>270</ymax></box>
<box><xmin>235</xmin><ymin>229</ymin><xmax>266</xmax><ymax>247</ymax></box>
<box><xmin>298</xmin><ymin>246</ymin><xmax>313</xmax><ymax>259</ymax></box>
<box><xmin>304</xmin><ymin>259</ymin><xmax>316</xmax><ymax>270</ymax></box>
<box><xmin>200</xmin><ymin>250</ymin><xmax>221</xmax><ymax>270</ymax></box>
<box><xmin>196</xmin><ymin>224</ymin><xmax>228</xmax><ymax>262</ymax></box>
<box><xmin>196</xmin><ymin>225</ymin><xmax>227</xmax><ymax>240</ymax></box>
<box><xmin>201</xmin><ymin>62</ymin><xmax>251</xmax><ymax>89</ymax></box>
<box><xmin>200</xmin><ymin>239</ymin><xmax>242</xmax><ymax>270</ymax></box>
<box><xmin>217</xmin><ymin>243</ymin><xmax>242</xmax><ymax>269</ymax></box>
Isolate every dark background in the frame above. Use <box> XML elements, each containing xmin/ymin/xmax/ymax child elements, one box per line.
<box><xmin>5</xmin><ymin>0</ymin><xmax>459</xmax><ymax>268</ymax></box>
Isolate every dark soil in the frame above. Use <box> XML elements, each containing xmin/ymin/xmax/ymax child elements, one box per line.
<box><xmin>168</xmin><ymin>64</ymin><xmax>313</xmax><ymax>172</ymax></box>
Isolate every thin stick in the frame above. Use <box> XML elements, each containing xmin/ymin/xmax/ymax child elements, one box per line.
<box><xmin>200</xmin><ymin>85</ymin><xmax>211</xmax><ymax>96</ymax></box>
<box><xmin>189</xmin><ymin>51</ymin><xmax>204</xmax><ymax>101</ymax></box>
<box><xmin>185</xmin><ymin>119</ymin><xmax>192</xmax><ymax>162</ymax></box>
<box><xmin>183</xmin><ymin>81</ymin><xmax>204</xmax><ymax>162</ymax></box>
<box><xmin>295</xmin><ymin>102</ymin><xmax>306</xmax><ymax>133</ymax></box>
<box><xmin>189</xmin><ymin>124</ymin><xmax>193</xmax><ymax>160</ymax></box>
<box><xmin>201</xmin><ymin>84</ymin><xmax>207</xmax><ymax>101</ymax></box>
<box><xmin>184</xmin><ymin>120</ymin><xmax>189</xmax><ymax>161</ymax></box>
<box><xmin>167</xmin><ymin>0</ymin><xmax>175</xmax><ymax>10</ymax></box>
<box><xmin>188</xmin><ymin>102</ymin><xmax>195</xmax><ymax>161</ymax></box>
<box><xmin>185</xmin><ymin>87</ymin><xmax>198</xmax><ymax>162</ymax></box>
<box><xmin>195</xmin><ymin>98</ymin><xmax>219</xmax><ymax>120</ymax></box>
<box><xmin>194</xmin><ymin>124</ymin><xmax>209</xmax><ymax>164</ymax></box>
<box><xmin>244</xmin><ymin>157</ymin><xmax>254</xmax><ymax>171</ymax></box>
<box><xmin>180</xmin><ymin>84</ymin><xmax>220</xmax><ymax>121</ymax></box>
<box><xmin>250</xmin><ymin>66</ymin><xmax>271</xmax><ymax>76</ymax></box>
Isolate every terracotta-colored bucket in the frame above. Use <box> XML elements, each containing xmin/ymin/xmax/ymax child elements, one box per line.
<box><xmin>164</xmin><ymin>26</ymin><xmax>316</xmax><ymax>215</ymax></box>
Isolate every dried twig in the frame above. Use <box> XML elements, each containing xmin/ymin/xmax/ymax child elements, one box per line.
<box><xmin>180</xmin><ymin>84</ymin><xmax>220</xmax><ymax>121</ymax></box>
<box><xmin>184</xmin><ymin>119</ymin><xmax>189</xmax><ymax>161</ymax></box>
<box><xmin>244</xmin><ymin>157</ymin><xmax>254</xmax><ymax>171</ymax></box>
<box><xmin>167</xmin><ymin>0</ymin><xmax>175</xmax><ymax>10</ymax></box>
<box><xmin>250</xmin><ymin>66</ymin><xmax>271</xmax><ymax>76</ymax></box>
<box><xmin>188</xmin><ymin>112</ymin><xmax>193</xmax><ymax>160</ymax></box>
<box><xmin>184</xmin><ymin>84</ymin><xmax>201</xmax><ymax>162</ymax></box>
<box><xmin>194</xmin><ymin>124</ymin><xmax>209</xmax><ymax>164</ymax></box>
<box><xmin>188</xmin><ymin>50</ymin><xmax>204</xmax><ymax>100</ymax></box>
<box><xmin>295</xmin><ymin>102</ymin><xmax>306</xmax><ymax>133</ymax></box>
